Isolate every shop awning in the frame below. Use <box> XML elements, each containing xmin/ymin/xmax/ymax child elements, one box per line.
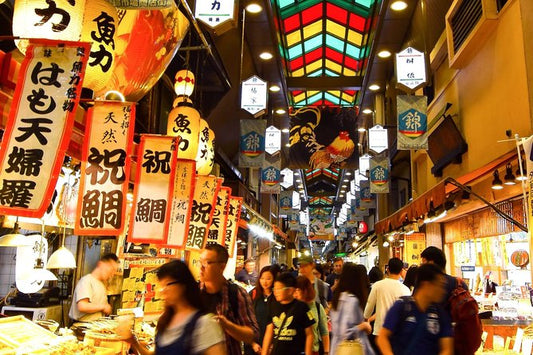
<box><xmin>375</xmin><ymin>180</ymin><xmax>447</xmax><ymax>234</ymax></box>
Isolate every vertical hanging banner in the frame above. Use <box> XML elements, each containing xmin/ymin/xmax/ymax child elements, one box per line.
<box><xmin>196</xmin><ymin>119</ymin><xmax>214</xmax><ymax>175</ymax></box>
<box><xmin>404</xmin><ymin>233</ymin><xmax>426</xmax><ymax>266</ymax></box>
<box><xmin>239</xmin><ymin>119</ymin><xmax>266</xmax><ymax>167</ymax></box>
<box><xmin>265</xmin><ymin>125</ymin><xmax>281</xmax><ymax>155</ymax></box>
<box><xmin>241</xmin><ymin>75</ymin><xmax>268</xmax><ymax>117</ymax></box>
<box><xmin>0</xmin><ymin>40</ymin><xmax>90</xmax><ymax>217</ymax></box>
<box><xmin>368</xmin><ymin>125</ymin><xmax>388</xmax><ymax>154</ymax></box>
<box><xmin>128</xmin><ymin>135</ymin><xmax>177</xmax><ymax>244</ymax></box>
<box><xmin>279</xmin><ymin>190</ymin><xmax>293</xmax><ymax>212</ymax></box>
<box><xmin>370</xmin><ymin>155</ymin><xmax>390</xmax><ymax>194</ymax></box>
<box><xmin>185</xmin><ymin>175</ymin><xmax>221</xmax><ymax>251</ymax></box>
<box><xmin>397</xmin><ymin>95</ymin><xmax>428</xmax><ymax>150</ymax></box>
<box><xmin>224</xmin><ymin>196</ymin><xmax>243</xmax><ymax>258</ymax></box>
<box><xmin>261</xmin><ymin>155</ymin><xmax>281</xmax><ymax>194</ymax></box>
<box><xmin>280</xmin><ymin>168</ymin><xmax>294</xmax><ymax>189</ymax></box>
<box><xmin>76</xmin><ymin>101</ymin><xmax>136</xmax><ymax>235</ymax></box>
<box><xmin>166</xmin><ymin>159</ymin><xmax>196</xmax><ymax>248</ymax></box>
<box><xmin>207</xmin><ymin>186</ymin><xmax>231</xmax><ymax>246</ymax></box>
<box><xmin>359</xmin><ymin>180</ymin><xmax>376</xmax><ymax>209</ymax></box>
<box><xmin>522</xmin><ymin>135</ymin><xmax>533</xmax><ymax>276</ymax></box>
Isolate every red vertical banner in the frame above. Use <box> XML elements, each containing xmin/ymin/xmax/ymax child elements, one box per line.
<box><xmin>128</xmin><ymin>135</ymin><xmax>178</xmax><ymax>244</ymax></box>
<box><xmin>185</xmin><ymin>176</ymin><xmax>221</xmax><ymax>251</ymax></box>
<box><xmin>75</xmin><ymin>101</ymin><xmax>136</xmax><ymax>235</ymax></box>
<box><xmin>166</xmin><ymin>159</ymin><xmax>196</xmax><ymax>248</ymax></box>
<box><xmin>0</xmin><ymin>40</ymin><xmax>90</xmax><ymax>217</ymax></box>
<box><xmin>225</xmin><ymin>196</ymin><xmax>243</xmax><ymax>258</ymax></box>
<box><xmin>207</xmin><ymin>186</ymin><xmax>231</xmax><ymax>246</ymax></box>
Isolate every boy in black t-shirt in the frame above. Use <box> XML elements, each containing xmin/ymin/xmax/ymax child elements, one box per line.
<box><xmin>261</xmin><ymin>272</ymin><xmax>315</xmax><ymax>355</ymax></box>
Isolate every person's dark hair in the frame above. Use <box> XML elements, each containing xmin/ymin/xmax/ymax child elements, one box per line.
<box><xmin>292</xmin><ymin>257</ymin><xmax>299</xmax><ymax>268</ymax></box>
<box><xmin>252</xmin><ymin>266</ymin><xmax>277</xmax><ymax>301</ymax></box>
<box><xmin>314</xmin><ymin>263</ymin><xmax>325</xmax><ymax>280</ymax></box>
<box><xmin>270</xmin><ymin>264</ymin><xmax>281</xmax><ymax>276</ymax></box>
<box><xmin>101</xmin><ymin>253</ymin><xmax>119</xmax><ymax>263</ymax></box>
<box><xmin>403</xmin><ymin>265</ymin><xmax>419</xmax><ymax>290</ymax></box>
<box><xmin>333</xmin><ymin>257</ymin><xmax>344</xmax><ymax>264</ymax></box>
<box><xmin>155</xmin><ymin>260</ymin><xmax>203</xmax><ymax>333</ymax></box>
<box><xmin>368</xmin><ymin>266</ymin><xmax>384</xmax><ymax>284</ymax></box>
<box><xmin>295</xmin><ymin>275</ymin><xmax>316</xmax><ymax>303</ymax></box>
<box><xmin>275</xmin><ymin>272</ymin><xmax>296</xmax><ymax>288</ymax></box>
<box><xmin>205</xmin><ymin>243</ymin><xmax>229</xmax><ymax>264</ymax></box>
<box><xmin>420</xmin><ymin>246</ymin><xmax>446</xmax><ymax>269</ymax></box>
<box><xmin>414</xmin><ymin>263</ymin><xmax>444</xmax><ymax>290</ymax></box>
<box><xmin>332</xmin><ymin>263</ymin><xmax>370</xmax><ymax>310</ymax></box>
<box><xmin>244</xmin><ymin>258</ymin><xmax>254</xmax><ymax>265</ymax></box>
<box><xmin>387</xmin><ymin>257</ymin><xmax>404</xmax><ymax>275</ymax></box>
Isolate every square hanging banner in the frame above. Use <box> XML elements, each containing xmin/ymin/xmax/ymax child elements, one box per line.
<box><xmin>370</xmin><ymin>155</ymin><xmax>390</xmax><ymax>194</ymax></box>
<box><xmin>225</xmin><ymin>196</ymin><xmax>243</xmax><ymax>258</ymax></box>
<box><xmin>359</xmin><ymin>180</ymin><xmax>376</xmax><ymax>209</ymax></box>
<box><xmin>207</xmin><ymin>186</ymin><xmax>231</xmax><ymax>246</ymax></box>
<box><xmin>261</xmin><ymin>154</ymin><xmax>281</xmax><ymax>194</ymax></box>
<box><xmin>0</xmin><ymin>39</ymin><xmax>90</xmax><ymax>217</ymax></box>
<box><xmin>397</xmin><ymin>95</ymin><xmax>429</xmax><ymax>150</ymax></box>
<box><xmin>166</xmin><ymin>159</ymin><xmax>196</xmax><ymax>248</ymax></box>
<box><xmin>128</xmin><ymin>135</ymin><xmax>178</xmax><ymax>244</ymax></box>
<box><xmin>185</xmin><ymin>175</ymin><xmax>222</xmax><ymax>251</ymax></box>
<box><xmin>239</xmin><ymin>119</ymin><xmax>266</xmax><ymax>167</ymax></box>
<box><xmin>75</xmin><ymin>101</ymin><xmax>136</xmax><ymax>235</ymax></box>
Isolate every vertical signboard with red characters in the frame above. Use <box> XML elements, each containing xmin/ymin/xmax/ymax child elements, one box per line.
<box><xmin>0</xmin><ymin>40</ymin><xmax>90</xmax><ymax>217</ymax></box>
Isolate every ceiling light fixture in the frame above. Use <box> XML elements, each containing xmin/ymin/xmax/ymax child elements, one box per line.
<box><xmin>259</xmin><ymin>52</ymin><xmax>273</xmax><ymax>60</ymax></box>
<box><xmin>345</xmin><ymin>171</ymin><xmax>352</xmax><ymax>176</ymax></box>
<box><xmin>0</xmin><ymin>219</ymin><xmax>32</xmax><ymax>247</ymax></box>
<box><xmin>281</xmin><ymin>128</ymin><xmax>289</xmax><ymax>133</ymax></box>
<box><xmin>269</xmin><ymin>85</ymin><xmax>281</xmax><ymax>92</ymax></box>
<box><xmin>358</xmin><ymin>127</ymin><xmax>366</xmax><ymax>132</ymax></box>
<box><xmin>362</xmin><ymin>108</ymin><xmax>373</xmax><ymax>114</ymax></box>
<box><xmin>245</xmin><ymin>3</ymin><xmax>262</xmax><ymax>13</ymax></box>
<box><xmin>369</xmin><ymin>84</ymin><xmax>380</xmax><ymax>91</ymax></box>
<box><xmin>504</xmin><ymin>163</ymin><xmax>516</xmax><ymax>185</ymax></box>
<box><xmin>276</xmin><ymin>108</ymin><xmax>286</xmax><ymax>114</ymax></box>
<box><xmin>491</xmin><ymin>170</ymin><xmax>503</xmax><ymax>190</ymax></box>
<box><xmin>391</xmin><ymin>0</ymin><xmax>408</xmax><ymax>11</ymax></box>
<box><xmin>516</xmin><ymin>160</ymin><xmax>527</xmax><ymax>181</ymax></box>
<box><xmin>285</xmin><ymin>143</ymin><xmax>290</xmax><ymax>147</ymax></box>
<box><xmin>378</xmin><ymin>50</ymin><xmax>392</xmax><ymax>58</ymax></box>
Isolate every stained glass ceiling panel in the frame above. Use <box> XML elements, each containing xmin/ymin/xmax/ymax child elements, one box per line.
<box><xmin>272</xmin><ymin>0</ymin><xmax>377</xmax><ymax>107</ymax></box>
<box><xmin>304</xmin><ymin>168</ymin><xmax>340</xmax><ymax>181</ymax></box>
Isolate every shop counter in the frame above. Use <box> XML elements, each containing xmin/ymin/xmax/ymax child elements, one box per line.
<box><xmin>481</xmin><ymin>318</ymin><xmax>533</xmax><ymax>351</ymax></box>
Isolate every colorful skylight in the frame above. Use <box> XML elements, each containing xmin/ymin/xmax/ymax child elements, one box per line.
<box><xmin>272</xmin><ymin>0</ymin><xmax>377</xmax><ymax>107</ymax></box>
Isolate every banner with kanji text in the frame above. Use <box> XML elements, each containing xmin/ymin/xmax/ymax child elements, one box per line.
<box><xmin>0</xmin><ymin>40</ymin><xmax>90</xmax><ymax>217</ymax></box>
<box><xmin>397</xmin><ymin>95</ymin><xmax>428</xmax><ymax>150</ymax></box>
<box><xmin>207</xmin><ymin>186</ymin><xmax>230</xmax><ymax>246</ymax></box>
<box><xmin>370</xmin><ymin>155</ymin><xmax>390</xmax><ymax>194</ymax></box>
<box><xmin>225</xmin><ymin>196</ymin><xmax>242</xmax><ymax>258</ymax></box>
<box><xmin>75</xmin><ymin>101</ymin><xmax>135</xmax><ymax>235</ymax></box>
<box><xmin>239</xmin><ymin>119</ymin><xmax>265</xmax><ymax>168</ymax></box>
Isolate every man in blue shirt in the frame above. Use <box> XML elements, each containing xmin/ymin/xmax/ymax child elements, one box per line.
<box><xmin>377</xmin><ymin>263</ymin><xmax>454</xmax><ymax>355</ymax></box>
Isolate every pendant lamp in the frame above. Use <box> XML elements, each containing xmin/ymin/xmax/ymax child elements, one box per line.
<box><xmin>48</xmin><ymin>225</ymin><xmax>76</xmax><ymax>269</ymax></box>
<box><xmin>0</xmin><ymin>218</ymin><xmax>33</xmax><ymax>247</ymax></box>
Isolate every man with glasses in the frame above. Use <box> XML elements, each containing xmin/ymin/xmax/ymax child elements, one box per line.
<box><xmin>199</xmin><ymin>243</ymin><xmax>259</xmax><ymax>355</ymax></box>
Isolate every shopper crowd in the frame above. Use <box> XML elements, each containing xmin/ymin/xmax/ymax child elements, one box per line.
<box><xmin>123</xmin><ymin>244</ymin><xmax>479</xmax><ymax>355</ymax></box>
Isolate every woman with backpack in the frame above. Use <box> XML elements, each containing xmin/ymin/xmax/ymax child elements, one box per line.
<box><xmin>126</xmin><ymin>260</ymin><xmax>226</xmax><ymax>355</ymax></box>
<box><xmin>246</xmin><ymin>265</ymin><xmax>279</xmax><ymax>355</ymax></box>
<box><xmin>295</xmin><ymin>276</ymin><xmax>330</xmax><ymax>355</ymax></box>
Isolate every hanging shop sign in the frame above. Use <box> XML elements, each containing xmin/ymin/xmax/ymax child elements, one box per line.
<box><xmin>397</xmin><ymin>95</ymin><xmax>429</xmax><ymax>150</ymax></box>
<box><xmin>370</xmin><ymin>155</ymin><xmax>390</xmax><ymax>194</ymax></box>
<box><xmin>280</xmin><ymin>168</ymin><xmax>294</xmax><ymax>189</ymax></box>
<box><xmin>195</xmin><ymin>119</ymin><xmax>214</xmax><ymax>175</ymax></box>
<box><xmin>265</xmin><ymin>125</ymin><xmax>281</xmax><ymax>155</ymax></box>
<box><xmin>261</xmin><ymin>155</ymin><xmax>281</xmax><ymax>194</ymax></box>
<box><xmin>404</xmin><ymin>232</ymin><xmax>426</xmax><ymax>266</ymax></box>
<box><xmin>309</xmin><ymin>216</ymin><xmax>334</xmax><ymax>241</ymax></box>
<box><xmin>241</xmin><ymin>75</ymin><xmax>268</xmax><ymax>117</ymax></box>
<box><xmin>13</xmin><ymin>0</ymin><xmax>118</xmax><ymax>93</ymax></box>
<box><xmin>239</xmin><ymin>119</ymin><xmax>266</xmax><ymax>168</ymax></box>
<box><xmin>207</xmin><ymin>186</ymin><xmax>230</xmax><ymax>246</ymax></box>
<box><xmin>185</xmin><ymin>175</ymin><xmax>221</xmax><ymax>251</ymax></box>
<box><xmin>224</xmin><ymin>196</ymin><xmax>243</xmax><ymax>258</ymax></box>
<box><xmin>167</xmin><ymin>101</ymin><xmax>201</xmax><ymax>160</ymax></box>
<box><xmin>368</xmin><ymin>125</ymin><xmax>388</xmax><ymax>153</ymax></box>
<box><xmin>359</xmin><ymin>180</ymin><xmax>376</xmax><ymax>208</ymax></box>
<box><xmin>128</xmin><ymin>135</ymin><xmax>177</xmax><ymax>244</ymax></box>
<box><xmin>108</xmin><ymin>0</ymin><xmax>173</xmax><ymax>8</ymax></box>
<box><xmin>395</xmin><ymin>46</ymin><xmax>427</xmax><ymax>91</ymax></box>
<box><xmin>359</xmin><ymin>154</ymin><xmax>371</xmax><ymax>176</ymax></box>
<box><xmin>75</xmin><ymin>101</ymin><xmax>135</xmax><ymax>235</ymax></box>
<box><xmin>195</xmin><ymin>0</ymin><xmax>236</xmax><ymax>31</ymax></box>
<box><xmin>0</xmin><ymin>40</ymin><xmax>90</xmax><ymax>217</ymax></box>
<box><xmin>166</xmin><ymin>159</ymin><xmax>196</xmax><ymax>248</ymax></box>
<box><xmin>289</xmin><ymin>107</ymin><xmax>357</xmax><ymax>169</ymax></box>
<box><xmin>16</xmin><ymin>235</ymin><xmax>49</xmax><ymax>294</ymax></box>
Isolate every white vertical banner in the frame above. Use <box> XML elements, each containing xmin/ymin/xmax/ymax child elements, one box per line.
<box><xmin>265</xmin><ymin>125</ymin><xmax>281</xmax><ymax>155</ymax></box>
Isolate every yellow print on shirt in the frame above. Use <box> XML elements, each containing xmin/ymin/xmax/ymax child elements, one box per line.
<box><xmin>273</xmin><ymin>312</ymin><xmax>297</xmax><ymax>339</ymax></box>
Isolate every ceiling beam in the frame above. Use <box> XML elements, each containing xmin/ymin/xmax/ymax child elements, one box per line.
<box><xmin>286</xmin><ymin>76</ymin><xmax>363</xmax><ymax>91</ymax></box>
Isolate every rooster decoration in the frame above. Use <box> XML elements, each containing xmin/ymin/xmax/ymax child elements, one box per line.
<box><xmin>289</xmin><ymin>107</ymin><xmax>356</xmax><ymax>169</ymax></box>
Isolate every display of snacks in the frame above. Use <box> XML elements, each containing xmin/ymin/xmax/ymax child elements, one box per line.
<box><xmin>0</xmin><ymin>316</ymin><xmax>57</xmax><ymax>349</ymax></box>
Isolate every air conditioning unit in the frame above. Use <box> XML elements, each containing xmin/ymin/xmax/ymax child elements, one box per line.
<box><xmin>445</xmin><ymin>0</ymin><xmax>499</xmax><ymax>68</ymax></box>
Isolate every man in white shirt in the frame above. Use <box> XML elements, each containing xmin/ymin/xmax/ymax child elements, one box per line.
<box><xmin>364</xmin><ymin>258</ymin><xmax>411</xmax><ymax>337</ymax></box>
<box><xmin>69</xmin><ymin>253</ymin><xmax>119</xmax><ymax>322</ymax></box>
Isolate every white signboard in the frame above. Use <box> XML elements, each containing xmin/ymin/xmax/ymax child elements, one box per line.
<box><xmin>265</xmin><ymin>126</ymin><xmax>281</xmax><ymax>155</ymax></box>
<box><xmin>395</xmin><ymin>47</ymin><xmax>427</xmax><ymax>91</ymax></box>
<box><xmin>359</xmin><ymin>154</ymin><xmax>371</xmax><ymax>176</ymax></box>
<box><xmin>280</xmin><ymin>168</ymin><xmax>294</xmax><ymax>189</ymax></box>
<box><xmin>241</xmin><ymin>75</ymin><xmax>268</xmax><ymax>117</ymax></box>
<box><xmin>195</xmin><ymin>0</ymin><xmax>235</xmax><ymax>28</ymax></box>
<box><xmin>292</xmin><ymin>190</ymin><xmax>301</xmax><ymax>210</ymax></box>
<box><xmin>368</xmin><ymin>125</ymin><xmax>388</xmax><ymax>153</ymax></box>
